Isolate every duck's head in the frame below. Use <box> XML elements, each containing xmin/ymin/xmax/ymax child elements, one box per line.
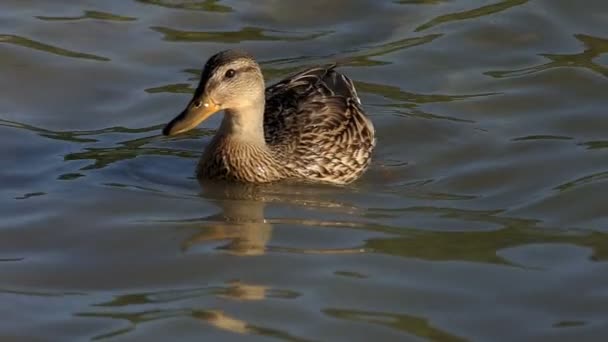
<box><xmin>162</xmin><ymin>50</ymin><xmax>265</xmax><ymax>136</ymax></box>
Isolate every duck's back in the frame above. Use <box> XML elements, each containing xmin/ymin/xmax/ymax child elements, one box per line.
<box><xmin>263</xmin><ymin>65</ymin><xmax>375</xmax><ymax>184</ymax></box>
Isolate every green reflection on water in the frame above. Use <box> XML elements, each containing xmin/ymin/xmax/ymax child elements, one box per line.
<box><xmin>554</xmin><ymin>171</ymin><xmax>608</xmax><ymax>192</ymax></box>
<box><xmin>339</xmin><ymin>34</ymin><xmax>442</xmax><ymax>67</ymax></box>
<box><xmin>58</xmin><ymin>173</ymin><xmax>85</xmax><ymax>180</ymax></box>
<box><xmin>144</xmin><ymin>34</ymin><xmax>443</xmax><ymax>95</ymax></box>
<box><xmin>95</xmin><ymin>282</ymin><xmax>298</xmax><ymax>308</ymax></box>
<box><xmin>334</xmin><ymin>270</ymin><xmax>369</xmax><ymax>279</ymax></box>
<box><xmin>0</xmin><ymin>119</ymin><xmax>160</xmax><ymax>143</ymax></box>
<box><xmin>14</xmin><ymin>192</ymin><xmax>46</xmax><ymax>200</ymax></box>
<box><xmin>356</xmin><ymin>80</ymin><xmax>494</xmax><ymax>122</ymax></box>
<box><xmin>260</xmin><ymin>34</ymin><xmax>442</xmax><ymax>69</ymax></box>
<box><xmin>325</xmin><ymin>308</ymin><xmax>467</xmax><ymax>342</ymax></box>
<box><xmin>36</xmin><ymin>10</ymin><xmax>136</xmax><ymax>21</ymax></box>
<box><xmin>136</xmin><ymin>0</ymin><xmax>232</xmax><ymax>12</ymax></box>
<box><xmin>77</xmin><ymin>309</ymin><xmax>187</xmax><ymax>340</ymax></box>
<box><xmin>367</xmin><ymin>224</ymin><xmax>608</xmax><ymax>265</ymax></box>
<box><xmin>64</xmin><ymin>134</ymin><xmax>200</xmax><ymax>170</ymax></box>
<box><xmin>416</xmin><ymin>0</ymin><xmax>529</xmax><ymax>32</ymax></box>
<box><xmin>145</xmin><ymin>82</ymin><xmax>193</xmax><ymax>94</ymax></box>
<box><xmin>1</xmin><ymin>119</ymin><xmax>200</xmax><ymax>172</ymax></box>
<box><xmin>355</xmin><ymin>81</ymin><xmax>494</xmax><ymax>105</ymax></box>
<box><xmin>164</xmin><ymin>197</ymin><xmax>608</xmax><ymax>266</ymax></box>
<box><xmin>511</xmin><ymin>135</ymin><xmax>573</xmax><ymax>141</ymax></box>
<box><xmin>152</xmin><ymin>26</ymin><xmax>331</xmax><ymax>43</ymax></box>
<box><xmin>242</xmin><ymin>33</ymin><xmax>439</xmax><ymax>81</ymax></box>
<box><xmin>396</xmin><ymin>0</ymin><xmax>447</xmax><ymax>4</ymax></box>
<box><xmin>486</xmin><ymin>34</ymin><xmax>608</xmax><ymax>78</ymax></box>
<box><xmin>78</xmin><ymin>308</ymin><xmax>312</xmax><ymax>341</ymax></box>
<box><xmin>580</xmin><ymin>141</ymin><xmax>608</xmax><ymax>150</ymax></box>
<box><xmin>553</xmin><ymin>320</ymin><xmax>586</xmax><ymax>328</ymax></box>
<box><xmin>0</xmin><ymin>34</ymin><xmax>109</xmax><ymax>61</ymax></box>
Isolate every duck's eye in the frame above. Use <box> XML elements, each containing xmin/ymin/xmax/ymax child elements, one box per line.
<box><xmin>225</xmin><ymin>69</ymin><xmax>236</xmax><ymax>78</ymax></box>
<box><xmin>193</xmin><ymin>100</ymin><xmax>202</xmax><ymax>108</ymax></box>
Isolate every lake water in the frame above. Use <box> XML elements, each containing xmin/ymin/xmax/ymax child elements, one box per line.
<box><xmin>1</xmin><ymin>1</ymin><xmax>608</xmax><ymax>341</ymax></box>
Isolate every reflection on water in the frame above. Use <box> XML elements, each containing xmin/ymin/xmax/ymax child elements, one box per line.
<box><xmin>153</xmin><ymin>26</ymin><xmax>332</xmax><ymax>43</ymax></box>
<box><xmin>136</xmin><ymin>0</ymin><xmax>233</xmax><ymax>12</ymax></box>
<box><xmin>0</xmin><ymin>34</ymin><xmax>110</xmax><ymax>61</ymax></box>
<box><xmin>415</xmin><ymin>0</ymin><xmax>529</xmax><ymax>32</ymax></box>
<box><xmin>182</xmin><ymin>183</ymin><xmax>273</xmax><ymax>256</ymax></box>
<box><xmin>36</xmin><ymin>10</ymin><xmax>136</xmax><ymax>22</ymax></box>
<box><xmin>324</xmin><ymin>308</ymin><xmax>467</xmax><ymax>342</ymax></box>
<box><xmin>1</xmin><ymin>0</ymin><xmax>608</xmax><ymax>340</ymax></box>
<box><xmin>486</xmin><ymin>34</ymin><xmax>608</xmax><ymax>78</ymax></box>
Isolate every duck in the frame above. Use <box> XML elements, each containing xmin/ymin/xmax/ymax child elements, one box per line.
<box><xmin>162</xmin><ymin>49</ymin><xmax>375</xmax><ymax>184</ymax></box>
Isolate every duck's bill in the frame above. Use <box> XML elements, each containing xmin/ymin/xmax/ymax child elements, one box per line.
<box><xmin>162</xmin><ymin>99</ymin><xmax>220</xmax><ymax>136</ymax></box>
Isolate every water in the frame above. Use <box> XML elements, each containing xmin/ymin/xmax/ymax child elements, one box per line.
<box><xmin>1</xmin><ymin>0</ymin><xmax>608</xmax><ymax>341</ymax></box>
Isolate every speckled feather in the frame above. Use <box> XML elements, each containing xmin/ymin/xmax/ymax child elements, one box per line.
<box><xmin>195</xmin><ymin>52</ymin><xmax>375</xmax><ymax>184</ymax></box>
<box><xmin>262</xmin><ymin>65</ymin><xmax>375</xmax><ymax>184</ymax></box>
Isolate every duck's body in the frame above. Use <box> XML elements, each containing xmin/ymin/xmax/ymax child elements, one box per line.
<box><xmin>163</xmin><ymin>50</ymin><xmax>375</xmax><ymax>185</ymax></box>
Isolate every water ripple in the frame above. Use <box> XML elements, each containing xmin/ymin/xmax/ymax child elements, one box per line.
<box><xmin>415</xmin><ymin>0</ymin><xmax>530</xmax><ymax>32</ymax></box>
<box><xmin>485</xmin><ymin>34</ymin><xmax>608</xmax><ymax>79</ymax></box>
<box><xmin>152</xmin><ymin>26</ymin><xmax>332</xmax><ymax>43</ymax></box>
<box><xmin>36</xmin><ymin>10</ymin><xmax>136</xmax><ymax>22</ymax></box>
<box><xmin>324</xmin><ymin>308</ymin><xmax>467</xmax><ymax>342</ymax></box>
<box><xmin>135</xmin><ymin>0</ymin><xmax>233</xmax><ymax>12</ymax></box>
<box><xmin>0</xmin><ymin>34</ymin><xmax>109</xmax><ymax>61</ymax></box>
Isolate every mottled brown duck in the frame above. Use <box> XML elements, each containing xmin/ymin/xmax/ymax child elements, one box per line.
<box><xmin>163</xmin><ymin>50</ymin><xmax>375</xmax><ymax>184</ymax></box>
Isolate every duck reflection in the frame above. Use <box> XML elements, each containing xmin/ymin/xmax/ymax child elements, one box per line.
<box><xmin>197</xmin><ymin>310</ymin><xmax>251</xmax><ymax>335</ymax></box>
<box><xmin>181</xmin><ymin>180</ymin><xmax>362</xmax><ymax>257</ymax></box>
<box><xmin>219</xmin><ymin>280</ymin><xmax>269</xmax><ymax>301</ymax></box>
<box><xmin>182</xmin><ymin>181</ymin><xmax>274</xmax><ymax>256</ymax></box>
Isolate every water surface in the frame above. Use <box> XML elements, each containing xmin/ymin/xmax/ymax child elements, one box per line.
<box><xmin>1</xmin><ymin>0</ymin><xmax>608</xmax><ymax>341</ymax></box>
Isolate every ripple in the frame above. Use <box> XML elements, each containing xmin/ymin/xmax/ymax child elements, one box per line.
<box><xmin>580</xmin><ymin>140</ymin><xmax>608</xmax><ymax>150</ymax></box>
<box><xmin>512</xmin><ymin>135</ymin><xmax>574</xmax><ymax>142</ymax></box>
<box><xmin>145</xmin><ymin>83</ymin><xmax>193</xmax><ymax>94</ymax></box>
<box><xmin>485</xmin><ymin>34</ymin><xmax>608</xmax><ymax>79</ymax></box>
<box><xmin>395</xmin><ymin>0</ymin><xmax>447</xmax><ymax>4</ymax></box>
<box><xmin>0</xmin><ymin>34</ymin><xmax>109</xmax><ymax>61</ymax></box>
<box><xmin>36</xmin><ymin>10</ymin><xmax>136</xmax><ymax>22</ymax></box>
<box><xmin>95</xmin><ymin>282</ymin><xmax>299</xmax><ymax>307</ymax></box>
<box><xmin>76</xmin><ymin>308</ymin><xmax>189</xmax><ymax>340</ymax></box>
<box><xmin>553</xmin><ymin>320</ymin><xmax>587</xmax><ymax>328</ymax></box>
<box><xmin>355</xmin><ymin>80</ymin><xmax>496</xmax><ymax>104</ymax></box>
<box><xmin>324</xmin><ymin>308</ymin><xmax>467</xmax><ymax>342</ymax></box>
<box><xmin>415</xmin><ymin>0</ymin><xmax>530</xmax><ymax>32</ymax></box>
<box><xmin>334</xmin><ymin>270</ymin><xmax>369</xmax><ymax>279</ymax></box>
<box><xmin>0</xmin><ymin>257</ymin><xmax>24</xmax><ymax>262</ymax></box>
<box><xmin>144</xmin><ymin>34</ymin><xmax>445</xmax><ymax>96</ymax></box>
<box><xmin>261</xmin><ymin>33</ymin><xmax>443</xmax><ymax>70</ymax></box>
<box><xmin>1</xmin><ymin>119</ymin><xmax>198</xmax><ymax>172</ymax></box>
<box><xmin>152</xmin><ymin>26</ymin><xmax>332</xmax><ymax>43</ymax></box>
<box><xmin>0</xmin><ymin>288</ymin><xmax>84</xmax><ymax>297</ymax></box>
<box><xmin>57</xmin><ymin>173</ymin><xmax>85</xmax><ymax>180</ymax></box>
<box><xmin>554</xmin><ymin>171</ymin><xmax>608</xmax><ymax>192</ymax></box>
<box><xmin>195</xmin><ymin>311</ymin><xmax>314</xmax><ymax>342</ymax></box>
<box><xmin>78</xmin><ymin>308</ymin><xmax>312</xmax><ymax>341</ymax></box>
<box><xmin>65</xmin><ymin>144</ymin><xmax>198</xmax><ymax>171</ymax></box>
<box><xmin>135</xmin><ymin>0</ymin><xmax>232</xmax><ymax>12</ymax></box>
<box><xmin>366</xmin><ymin>226</ymin><xmax>608</xmax><ymax>264</ymax></box>
<box><xmin>14</xmin><ymin>192</ymin><xmax>46</xmax><ymax>200</ymax></box>
<box><xmin>266</xmin><ymin>246</ymin><xmax>368</xmax><ymax>255</ymax></box>
<box><xmin>0</xmin><ymin>119</ymin><xmax>205</xmax><ymax>188</ymax></box>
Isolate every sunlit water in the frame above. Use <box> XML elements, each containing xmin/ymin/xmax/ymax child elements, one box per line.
<box><xmin>1</xmin><ymin>1</ymin><xmax>608</xmax><ymax>341</ymax></box>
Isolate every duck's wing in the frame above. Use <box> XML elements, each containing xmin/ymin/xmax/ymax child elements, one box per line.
<box><xmin>263</xmin><ymin>65</ymin><xmax>375</xmax><ymax>183</ymax></box>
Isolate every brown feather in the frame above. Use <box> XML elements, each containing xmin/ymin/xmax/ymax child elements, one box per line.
<box><xmin>193</xmin><ymin>52</ymin><xmax>375</xmax><ymax>184</ymax></box>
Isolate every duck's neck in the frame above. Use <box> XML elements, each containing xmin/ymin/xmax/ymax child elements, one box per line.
<box><xmin>217</xmin><ymin>100</ymin><xmax>266</xmax><ymax>146</ymax></box>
